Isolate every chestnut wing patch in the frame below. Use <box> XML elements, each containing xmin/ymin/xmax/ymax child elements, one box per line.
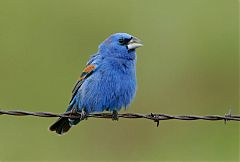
<box><xmin>79</xmin><ymin>65</ymin><xmax>96</xmax><ymax>80</ymax></box>
<box><xmin>70</xmin><ymin>64</ymin><xmax>96</xmax><ymax>103</ymax></box>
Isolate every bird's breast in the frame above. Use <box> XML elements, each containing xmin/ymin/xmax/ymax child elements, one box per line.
<box><xmin>78</xmin><ymin>58</ymin><xmax>137</xmax><ymax>112</ymax></box>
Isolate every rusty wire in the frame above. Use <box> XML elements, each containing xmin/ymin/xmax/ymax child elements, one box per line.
<box><xmin>0</xmin><ymin>109</ymin><xmax>239</xmax><ymax>126</ymax></box>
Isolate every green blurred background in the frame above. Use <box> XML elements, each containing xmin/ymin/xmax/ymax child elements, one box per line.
<box><xmin>0</xmin><ymin>0</ymin><xmax>239</xmax><ymax>161</ymax></box>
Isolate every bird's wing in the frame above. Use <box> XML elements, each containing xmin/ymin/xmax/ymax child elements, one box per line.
<box><xmin>69</xmin><ymin>64</ymin><xmax>97</xmax><ymax>103</ymax></box>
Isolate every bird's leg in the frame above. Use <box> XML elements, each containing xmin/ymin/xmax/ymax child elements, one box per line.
<box><xmin>69</xmin><ymin>108</ymin><xmax>77</xmax><ymax>119</ymax></box>
<box><xmin>70</xmin><ymin>108</ymin><xmax>77</xmax><ymax>114</ymax></box>
<box><xmin>112</xmin><ymin>109</ymin><xmax>118</xmax><ymax>121</ymax></box>
<box><xmin>80</xmin><ymin>108</ymin><xmax>87</xmax><ymax>120</ymax></box>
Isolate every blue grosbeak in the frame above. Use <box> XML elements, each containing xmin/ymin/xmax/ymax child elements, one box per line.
<box><xmin>49</xmin><ymin>33</ymin><xmax>143</xmax><ymax>135</ymax></box>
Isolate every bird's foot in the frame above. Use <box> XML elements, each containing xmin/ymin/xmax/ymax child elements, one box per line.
<box><xmin>80</xmin><ymin>109</ymin><xmax>87</xmax><ymax>120</ymax></box>
<box><xmin>69</xmin><ymin>108</ymin><xmax>77</xmax><ymax>117</ymax></box>
<box><xmin>112</xmin><ymin>110</ymin><xmax>118</xmax><ymax>121</ymax></box>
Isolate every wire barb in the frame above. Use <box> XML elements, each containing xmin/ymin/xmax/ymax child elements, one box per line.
<box><xmin>1</xmin><ymin>110</ymin><xmax>240</xmax><ymax>124</ymax></box>
<box><xmin>224</xmin><ymin>109</ymin><xmax>232</xmax><ymax>124</ymax></box>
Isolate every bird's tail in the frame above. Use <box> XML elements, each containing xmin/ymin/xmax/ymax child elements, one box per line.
<box><xmin>49</xmin><ymin>117</ymin><xmax>71</xmax><ymax>135</ymax></box>
<box><xmin>49</xmin><ymin>101</ymin><xmax>82</xmax><ymax>135</ymax></box>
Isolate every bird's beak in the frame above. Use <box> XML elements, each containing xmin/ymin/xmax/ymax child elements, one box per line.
<box><xmin>127</xmin><ymin>37</ymin><xmax>143</xmax><ymax>50</ymax></box>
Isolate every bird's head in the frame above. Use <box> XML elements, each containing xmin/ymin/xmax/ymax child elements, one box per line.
<box><xmin>98</xmin><ymin>33</ymin><xmax>143</xmax><ymax>60</ymax></box>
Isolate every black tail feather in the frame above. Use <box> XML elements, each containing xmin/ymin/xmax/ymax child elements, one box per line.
<box><xmin>49</xmin><ymin>117</ymin><xmax>71</xmax><ymax>135</ymax></box>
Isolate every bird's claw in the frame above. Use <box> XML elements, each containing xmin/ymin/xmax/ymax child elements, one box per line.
<box><xmin>69</xmin><ymin>108</ymin><xmax>87</xmax><ymax>120</ymax></box>
<box><xmin>112</xmin><ymin>110</ymin><xmax>118</xmax><ymax>121</ymax></box>
<box><xmin>80</xmin><ymin>109</ymin><xmax>87</xmax><ymax>120</ymax></box>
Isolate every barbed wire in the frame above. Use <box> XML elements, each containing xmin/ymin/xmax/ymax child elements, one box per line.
<box><xmin>0</xmin><ymin>109</ymin><xmax>239</xmax><ymax>126</ymax></box>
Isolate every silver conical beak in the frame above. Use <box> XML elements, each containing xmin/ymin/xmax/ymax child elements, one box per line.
<box><xmin>127</xmin><ymin>37</ymin><xmax>143</xmax><ymax>50</ymax></box>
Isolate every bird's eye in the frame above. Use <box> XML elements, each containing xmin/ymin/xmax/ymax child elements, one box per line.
<box><xmin>118</xmin><ymin>38</ymin><xmax>124</xmax><ymax>44</ymax></box>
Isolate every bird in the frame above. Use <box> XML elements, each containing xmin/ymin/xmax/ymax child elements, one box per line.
<box><xmin>49</xmin><ymin>33</ymin><xmax>143</xmax><ymax>135</ymax></box>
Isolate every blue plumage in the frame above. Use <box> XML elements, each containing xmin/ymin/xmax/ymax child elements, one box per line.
<box><xmin>49</xmin><ymin>33</ymin><xmax>143</xmax><ymax>135</ymax></box>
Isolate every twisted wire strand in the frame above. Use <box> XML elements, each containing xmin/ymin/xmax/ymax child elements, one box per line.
<box><xmin>1</xmin><ymin>109</ymin><xmax>239</xmax><ymax>126</ymax></box>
